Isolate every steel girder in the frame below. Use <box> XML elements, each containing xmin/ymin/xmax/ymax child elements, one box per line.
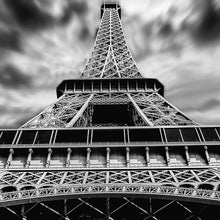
<box><xmin>80</xmin><ymin>9</ymin><xmax>141</xmax><ymax>78</ymax></box>
<box><xmin>128</xmin><ymin>93</ymin><xmax>195</xmax><ymax>126</ymax></box>
<box><xmin>2</xmin><ymin>3</ymin><xmax>220</xmax><ymax>219</ymax></box>
<box><xmin>21</xmin><ymin>94</ymin><xmax>93</xmax><ymax>128</ymax></box>
<box><xmin>21</xmin><ymin>92</ymin><xmax>195</xmax><ymax>128</ymax></box>
<box><xmin>0</xmin><ymin>197</ymin><xmax>216</xmax><ymax>220</ymax></box>
<box><xmin>2</xmin><ymin>168</ymin><xmax>220</xmax><ymax>219</ymax></box>
<box><xmin>0</xmin><ymin>168</ymin><xmax>220</xmax><ymax>190</ymax></box>
<box><xmin>1</xmin><ymin>184</ymin><xmax>220</xmax><ymax>207</ymax></box>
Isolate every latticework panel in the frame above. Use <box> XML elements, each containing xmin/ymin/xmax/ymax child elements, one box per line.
<box><xmin>0</xmin><ymin>169</ymin><xmax>220</xmax><ymax>189</ymax></box>
<box><xmin>21</xmin><ymin>94</ymin><xmax>93</xmax><ymax>128</ymax></box>
<box><xmin>74</xmin><ymin>92</ymin><xmax>196</xmax><ymax>127</ymax></box>
<box><xmin>2</xmin><ymin>2</ymin><xmax>220</xmax><ymax>219</ymax></box>
<box><xmin>129</xmin><ymin>93</ymin><xmax>196</xmax><ymax>126</ymax></box>
<box><xmin>0</xmin><ymin>197</ymin><xmax>219</xmax><ymax>220</ymax></box>
<box><xmin>1</xmin><ymin>169</ymin><xmax>220</xmax><ymax>220</ymax></box>
<box><xmin>21</xmin><ymin>91</ymin><xmax>197</xmax><ymax>128</ymax></box>
<box><xmin>81</xmin><ymin>8</ymin><xmax>141</xmax><ymax>78</ymax></box>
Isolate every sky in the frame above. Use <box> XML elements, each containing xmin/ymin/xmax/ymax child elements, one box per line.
<box><xmin>0</xmin><ymin>0</ymin><xmax>220</xmax><ymax>128</ymax></box>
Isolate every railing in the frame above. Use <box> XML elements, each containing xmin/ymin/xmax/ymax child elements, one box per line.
<box><xmin>1</xmin><ymin>126</ymin><xmax>220</xmax><ymax>147</ymax></box>
<box><xmin>56</xmin><ymin>78</ymin><xmax>164</xmax><ymax>97</ymax></box>
<box><xmin>1</xmin><ymin>184</ymin><xmax>220</xmax><ymax>206</ymax></box>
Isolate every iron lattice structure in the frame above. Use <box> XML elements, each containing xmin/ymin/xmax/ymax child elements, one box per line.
<box><xmin>81</xmin><ymin>7</ymin><xmax>141</xmax><ymax>78</ymax></box>
<box><xmin>1</xmin><ymin>3</ymin><xmax>220</xmax><ymax>220</ymax></box>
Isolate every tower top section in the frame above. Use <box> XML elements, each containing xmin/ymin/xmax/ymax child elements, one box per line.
<box><xmin>101</xmin><ymin>2</ymin><xmax>121</xmax><ymax>18</ymax></box>
<box><xmin>80</xmin><ymin>2</ymin><xmax>142</xmax><ymax>79</ymax></box>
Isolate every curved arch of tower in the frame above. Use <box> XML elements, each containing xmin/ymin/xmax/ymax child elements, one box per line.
<box><xmin>0</xmin><ymin>2</ymin><xmax>220</xmax><ymax>220</ymax></box>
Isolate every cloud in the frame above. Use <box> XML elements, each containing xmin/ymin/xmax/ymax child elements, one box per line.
<box><xmin>0</xmin><ymin>30</ymin><xmax>21</xmax><ymax>52</ymax></box>
<box><xmin>4</xmin><ymin>0</ymin><xmax>55</xmax><ymax>30</ymax></box>
<box><xmin>78</xmin><ymin>25</ymin><xmax>91</xmax><ymax>41</ymax></box>
<box><xmin>60</xmin><ymin>0</ymin><xmax>89</xmax><ymax>24</ymax></box>
<box><xmin>183</xmin><ymin>0</ymin><xmax>220</xmax><ymax>44</ymax></box>
<box><xmin>193</xmin><ymin>0</ymin><xmax>220</xmax><ymax>43</ymax></box>
<box><xmin>199</xmin><ymin>99</ymin><xmax>220</xmax><ymax>111</ymax></box>
<box><xmin>158</xmin><ymin>21</ymin><xmax>174</xmax><ymax>36</ymax></box>
<box><xmin>0</xmin><ymin>105</ymin><xmax>41</xmax><ymax>129</ymax></box>
<box><xmin>123</xmin><ymin>4</ymin><xmax>187</xmax><ymax>61</ymax></box>
<box><xmin>126</xmin><ymin>0</ymin><xmax>220</xmax><ymax>62</ymax></box>
<box><xmin>0</xmin><ymin>65</ymin><xmax>32</xmax><ymax>89</ymax></box>
<box><xmin>0</xmin><ymin>0</ymin><xmax>94</xmax><ymax>128</ymax></box>
<box><xmin>0</xmin><ymin>0</ymin><xmax>220</xmax><ymax>128</ymax></box>
<box><xmin>3</xmin><ymin>0</ymin><xmax>90</xmax><ymax>31</ymax></box>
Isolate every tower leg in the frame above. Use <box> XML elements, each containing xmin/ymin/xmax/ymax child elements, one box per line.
<box><xmin>64</xmin><ymin>199</ymin><xmax>70</xmax><ymax>220</ymax></box>
<box><xmin>105</xmin><ymin>197</ymin><xmax>110</xmax><ymax>220</ymax></box>
<box><xmin>21</xmin><ymin>205</ymin><xmax>27</xmax><ymax>220</ymax></box>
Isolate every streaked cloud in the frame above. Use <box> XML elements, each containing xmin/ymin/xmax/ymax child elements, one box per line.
<box><xmin>0</xmin><ymin>0</ymin><xmax>220</xmax><ymax>128</ymax></box>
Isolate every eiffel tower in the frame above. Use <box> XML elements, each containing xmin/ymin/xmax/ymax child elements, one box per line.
<box><xmin>1</xmin><ymin>2</ymin><xmax>220</xmax><ymax>220</ymax></box>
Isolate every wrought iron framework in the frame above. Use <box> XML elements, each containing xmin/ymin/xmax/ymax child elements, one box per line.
<box><xmin>1</xmin><ymin>184</ymin><xmax>220</xmax><ymax>207</ymax></box>
<box><xmin>0</xmin><ymin>168</ymin><xmax>220</xmax><ymax>189</ymax></box>
<box><xmin>21</xmin><ymin>92</ymin><xmax>195</xmax><ymax>128</ymax></box>
<box><xmin>81</xmin><ymin>7</ymin><xmax>141</xmax><ymax>78</ymax></box>
<box><xmin>0</xmin><ymin>2</ymin><xmax>220</xmax><ymax>219</ymax></box>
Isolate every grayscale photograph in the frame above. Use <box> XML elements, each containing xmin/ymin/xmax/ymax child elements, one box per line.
<box><xmin>0</xmin><ymin>0</ymin><xmax>220</xmax><ymax>219</ymax></box>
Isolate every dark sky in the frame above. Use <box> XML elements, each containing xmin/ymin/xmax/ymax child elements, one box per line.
<box><xmin>0</xmin><ymin>0</ymin><xmax>220</xmax><ymax>128</ymax></box>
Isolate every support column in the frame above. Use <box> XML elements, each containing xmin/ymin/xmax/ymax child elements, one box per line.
<box><xmin>6</xmin><ymin>149</ymin><xmax>14</xmax><ymax>168</ymax></box>
<box><xmin>165</xmin><ymin>147</ymin><xmax>170</xmax><ymax>165</ymax></box>
<box><xmin>86</xmin><ymin>148</ymin><xmax>91</xmax><ymax>168</ymax></box>
<box><xmin>66</xmin><ymin>94</ymin><xmax>94</xmax><ymax>127</ymax></box>
<box><xmin>105</xmin><ymin>197</ymin><xmax>110</xmax><ymax>220</ymax></box>
<box><xmin>46</xmin><ymin>148</ymin><xmax>52</xmax><ymax>168</ymax></box>
<box><xmin>145</xmin><ymin>147</ymin><xmax>150</xmax><ymax>166</ymax></box>
<box><xmin>26</xmin><ymin>148</ymin><xmax>33</xmax><ymax>168</ymax></box>
<box><xmin>204</xmin><ymin>146</ymin><xmax>210</xmax><ymax>164</ymax></box>
<box><xmin>127</xmin><ymin>93</ymin><xmax>154</xmax><ymax>126</ymax></box>
<box><xmin>21</xmin><ymin>205</ymin><xmax>26</xmax><ymax>220</ymax></box>
<box><xmin>66</xmin><ymin>148</ymin><xmax>72</xmax><ymax>167</ymax></box>
<box><xmin>185</xmin><ymin>146</ymin><xmax>190</xmax><ymax>165</ymax></box>
<box><xmin>64</xmin><ymin>199</ymin><xmax>69</xmax><ymax>220</ymax></box>
<box><xmin>126</xmin><ymin>147</ymin><xmax>130</xmax><ymax>167</ymax></box>
<box><xmin>106</xmin><ymin>148</ymin><xmax>110</xmax><ymax>167</ymax></box>
<box><xmin>106</xmin><ymin>171</ymin><xmax>110</xmax><ymax>184</ymax></box>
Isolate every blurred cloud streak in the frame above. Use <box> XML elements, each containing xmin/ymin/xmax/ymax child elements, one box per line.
<box><xmin>0</xmin><ymin>0</ymin><xmax>220</xmax><ymax>128</ymax></box>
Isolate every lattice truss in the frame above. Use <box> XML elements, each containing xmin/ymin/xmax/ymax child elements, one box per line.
<box><xmin>0</xmin><ymin>169</ymin><xmax>219</xmax><ymax>188</ymax></box>
<box><xmin>21</xmin><ymin>94</ymin><xmax>93</xmax><ymax>128</ymax></box>
<box><xmin>80</xmin><ymin>8</ymin><xmax>141</xmax><ymax>78</ymax></box>
<box><xmin>129</xmin><ymin>93</ymin><xmax>195</xmax><ymax>126</ymax></box>
<box><xmin>22</xmin><ymin>92</ymin><xmax>194</xmax><ymax>128</ymax></box>
<box><xmin>1</xmin><ymin>168</ymin><xmax>220</xmax><ymax>219</ymax></box>
<box><xmin>0</xmin><ymin>197</ymin><xmax>214</xmax><ymax>220</ymax></box>
<box><xmin>3</xmin><ymin>3</ymin><xmax>220</xmax><ymax>219</ymax></box>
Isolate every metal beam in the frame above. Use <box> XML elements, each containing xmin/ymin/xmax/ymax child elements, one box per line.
<box><xmin>127</xmin><ymin>94</ymin><xmax>154</xmax><ymax>126</ymax></box>
<box><xmin>66</xmin><ymin>94</ymin><xmax>94</xmax><ymax>127</ymax></box>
